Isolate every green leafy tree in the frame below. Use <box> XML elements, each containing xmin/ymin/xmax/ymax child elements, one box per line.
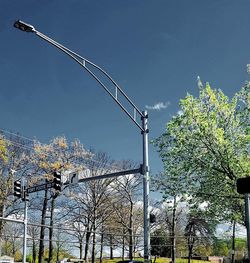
<box><xmin>151</xmin><ymin>227</ymin><xmax>171</xmax><ymax>257</ymax></box>
<box><xmin>153</xmin><ymin>82</ymin><xmax>249</xmax><ymax>223</ymax></box>
<box><xmin>212</xmin><ymin>238</ymin><xmax>229</xmax><ymax>257</ymax></box>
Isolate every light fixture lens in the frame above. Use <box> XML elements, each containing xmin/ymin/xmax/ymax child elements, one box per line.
<box><xmin>13</xmin><ymin>20</ymin><xmax>35</xmax><ymax>33</ymax></box>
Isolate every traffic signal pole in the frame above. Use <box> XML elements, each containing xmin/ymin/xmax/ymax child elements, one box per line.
<box><xmin>0</xmin><ymin>196</ymin><xmax>29</xmax><ymax>263</ymax></box>
<box><xmin>23</xmin><ymin>195</ymin><xmax>28</xmax><ymax>263</ymax></box>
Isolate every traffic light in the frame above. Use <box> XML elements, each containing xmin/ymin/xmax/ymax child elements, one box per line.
<box><xmin>22</xmin><ymin>188</ymin><xmax>29</xmax><ymax>202</ymax></box>
<box><xmin>14</xmin><ymin>180</ymin><xmax>22</xmax><ymax>198</ymax></box>
<box><xmin>150</xmin><ymin>213</ymin><xmax>156</xmax><ymax>224</ymax></box>
<box><xmin>237</xmin><ymin>177</ymin><xmax>250</xmax><ymax>194</ymax></box>
<box><xmin>53</xmin><ymin>171</ymin><xmax>62</xmax><ymax>191</ymax></box>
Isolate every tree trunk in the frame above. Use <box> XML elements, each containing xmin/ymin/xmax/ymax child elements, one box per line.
<box><xmin>128</xmin><ymin>228</ymin><xmax>133</xmax><ymax>260</ymax></box>
<box><xmin>32</xmin><ymin>237</ymin><xmax>36</xmax><ymax>263</ymax></box>
<box><xmin>188</xmin><ymin>250</ymin><xmax>192</xmax><ymax>263</ymax></box>
<box><xmin>187</xmin><ymin>224</ymin><xmax>194</xmax><ymax>263</ymax></box>
<box><xmin>84</xmin><ymin>229</ymin><xmax>91</xmax><ymax>262</ymax></box>
<box><xmin>171</xmin><ymin>196</ymin><xmax>177</xmax><ymax>263</ymax></box>
<box><xmin>12</xmin><ymin>235</ymin><xmax>16</xmax><ymax>258</ymax></box>
<box><xmin>84</xmin><ymin>214</ymin><xmax>92</xmax><ymax>262</ymax></box>
<box><xmin>231</xmin><ymin>220</ymin><xmax>236</xmax><ymax>263</ymax></box>
<box><xmin>110</xmin><ymin>235</ymin><xmax>113</xmax><ymax>260</ymax></box>
<box><xmin>91</xmin><ymin>228</ymin><xmax>96</xmax><ymax>263</ymax></box>
<box><xmin>122</xmin><ymin>228</ymin><xmax>125</xmax><ymax>260</ymax></box>
<box><xmin>0</xmin><ymin>205</ymin><xmax>5</xmax><ymax>257</ymax></box>
<box><xmin>56</xmin><ymin>242</ymin><xmax>60</xmax><ymax>263</ymax></box>
<box><xmin>48</xmin><ymin>195</ymin><xmax>56</xmax><ymax>263</ymax></box>
<box><xmin>128</xmin><ymin>202</ymin><xmax>133</xmax><ymax>260</ymax></box>
<box><xmin>188</xmin><ymin>241</ymin><xmax>193</xmax><ymax>263</ymax></box>
<box><xmin>79</xmin><ymin>240</ymin><xmax>83</xmax><ymax>260</ymax></box>
<box><xmin>38</xmin><ymin>189</ymin><xmax>49</xmax><ymax>263</ymax></box>
<box><xmin>99</xmin><ymin>233</ymin><xmax>104</xmax><ymax>263</ymax></box>
<box><xmin>91</xmin><ymin>207</ymin><xmax>96</xmax><ymax>263</ymax></box>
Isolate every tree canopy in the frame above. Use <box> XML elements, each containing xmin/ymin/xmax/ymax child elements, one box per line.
<box><xmin>153</xmin><ymin>82</ymin><xmax>250</xmax><ymax>223</ymax></box>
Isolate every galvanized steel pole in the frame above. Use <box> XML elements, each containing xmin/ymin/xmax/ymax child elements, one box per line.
<box><xmin>245</xmin><ymin>194</ymin><xmax>250</xmax><ymax>263</ymax></box>
<box><xmin>23</xmin><ymin>197</ymin><xmax>28</xmax><ymax>263</ymax></box>
<box><xmin>142</xmin><ymin>111</ymin><xmax>150</xmax><ymax>262</ymax></box>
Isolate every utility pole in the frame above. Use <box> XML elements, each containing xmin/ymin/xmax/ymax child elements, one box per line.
<box><xmin>231</xmin><ymin>220</ymin><xmax>235</xmax><ymax>263</ymax></box>
<box><xmin>236</xmin><ymin>177</ymin><xmax>250</xmax><ymax>263</ymax></box>
<box><xmin>245</xmin><ymin>194</ymin><xmax>250</xmax><ymax>263</ymax></box>
<box><xmin>23</xmin><ymin>192</ymin><xmax>28</xmax><ymax>263</ymax></box>
<box><xmin>0</xmin><ymin>200</ymin><xmax>28</xmax><ymax>263</ymax></box>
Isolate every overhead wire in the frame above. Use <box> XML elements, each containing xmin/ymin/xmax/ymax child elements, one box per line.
<box><xmin>2</xmin><ymin>233</ymin><xmax>246</xmax><ymax>248</ymax></box>
<box><xmin>2</xmin><ymin>219</ymin><xmax>247</xmax><ymax>239</ymax></box>
<box><xmin>1</xmin><ymin>128</ymin><xmax>138</xmax><ymax>174</ymax></box>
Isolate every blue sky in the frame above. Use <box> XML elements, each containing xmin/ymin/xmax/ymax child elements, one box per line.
<box><xmin>1</xmin><ymin>0</ymin><xmax>250</xmax><ymax>174</ymax></box>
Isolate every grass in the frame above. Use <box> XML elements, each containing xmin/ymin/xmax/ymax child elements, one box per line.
<box><xmin>102</xmin><ymin>258</ymin><xmax>210</xmax><ymax>263</ymax></box>
<box><xmin>152</xmin><ymin>259</ymin><xmax>209</xmax><ymax>263</ymax></box>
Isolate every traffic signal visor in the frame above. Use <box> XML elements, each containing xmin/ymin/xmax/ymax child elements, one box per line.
<box><xmin>14</xmin><ymin>180</ymin><xmax>22</xmax><ymax>198</ymax></box>
<box><xmin>53</xmin><ymin>171</ymin><xmax>62</xmax><ymax>191</ymax></box>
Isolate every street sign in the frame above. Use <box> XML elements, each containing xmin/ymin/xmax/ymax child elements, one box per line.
<box><xmin>26</xmin><ymin>182</ymin><xmax>54</xmax><ymax>194</ymax></box>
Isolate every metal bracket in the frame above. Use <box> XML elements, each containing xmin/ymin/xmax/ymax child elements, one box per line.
<box><xmin>141</xmin><ymin>113</ymin><xmax>149</xmax><ymax>120</ymax></box>
<box><xmin>141</xmin><ymin>128</ymin><xmax>149</xmax><ymax>135</ymax></box>
<box><xmin>140</xmin><ymin>164</ymin><xmax>150</xmax><ymax>175</ymax></box>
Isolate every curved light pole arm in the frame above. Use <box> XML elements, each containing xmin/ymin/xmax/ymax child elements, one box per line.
<box><xmin>35</xmin><ymin>31</ymin><xmax>144</xmax><ymax>131</ymax></box>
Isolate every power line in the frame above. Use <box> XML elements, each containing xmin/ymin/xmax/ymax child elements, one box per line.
<box><xmin>2</xmin><ymin>130</ymin><xmax>136</xmax><ymax>173</ymax></box>
<box><xmin>0</xmin><ymin>128</ymin><xmax>36</xmax><ymax>143</ymax></box>
<box><xmin>2</xmin><ymin>219</ymin><xmax>247</xmax><ymax>239</ymax></box>
<box><xmin>2</xmin><ymin>233</ymin><xmax>246</xmax><ymax>249</ymax></box>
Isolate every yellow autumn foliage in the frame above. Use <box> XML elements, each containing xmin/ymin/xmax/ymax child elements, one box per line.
<box><xmin>39</xmin><ymin>161</ymin><xmax>50</xmax><ymax>169</ymax></box>
<box><xmin>51</xmin><ymin>161</ymin><xmax>62</xmax><ymax>170</ymax></box>
<box><xmin>0</xmin><ymin>136</ymin><xmax>8</xmax><ymax>163</ymax></box>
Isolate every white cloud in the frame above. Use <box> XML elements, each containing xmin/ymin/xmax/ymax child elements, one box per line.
<box><xmin>215</xmin><ymin>223</ymin><xmax>246</xmax><ymax>238</ymax></box>
<box><xmin>145</xmin><ymin>101</ymin><xmax>170</xmax><ymax>111</ymax></box>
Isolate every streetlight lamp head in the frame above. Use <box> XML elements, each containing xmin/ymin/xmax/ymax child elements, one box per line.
<box><xmin>14</xmin><ymin>20</ymin><xmax>35</xmax><ymax>33</ymax></box>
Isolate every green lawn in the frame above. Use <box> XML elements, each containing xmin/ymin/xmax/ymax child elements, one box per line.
<box><xmin>102</xmin><ymin>258</ymin><xmax>210</xmax><ymax>263</ymax></box>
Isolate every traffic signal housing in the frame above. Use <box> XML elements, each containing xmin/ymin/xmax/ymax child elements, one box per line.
<box><xmin>53</xmin><ymin>171</ymin><xmax>62</xmax><ymax>191</ymax></box>
<box><xmin>14</xmin><ymin>180</ymin><xmax>22</xmax><ymax>198</ymax></box>
<box><xmin>150</xmin><ymin>213</ymin><xmax>156</xmax><ymax>224</ymax></box>
<box><xmin>237</xmin><ymin>177</ymin><xmax>250</xmax><ymax>194</ymax></box>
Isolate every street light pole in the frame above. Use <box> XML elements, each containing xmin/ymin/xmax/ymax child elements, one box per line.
<box><xmin>142</xmin><ymin>111</ymin><xmax>150</xmax><ymax>261</ymax></box>
<box><xmin>14</xmin><ymin>19</ymin><xmax>151</xmax><ymax>262</ymax></box>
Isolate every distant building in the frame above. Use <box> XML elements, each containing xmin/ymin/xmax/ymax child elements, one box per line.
<box><xmin>0</xmin><ymin>256</ymin><xmax>14</xmax><ymax>263</ymax></box>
